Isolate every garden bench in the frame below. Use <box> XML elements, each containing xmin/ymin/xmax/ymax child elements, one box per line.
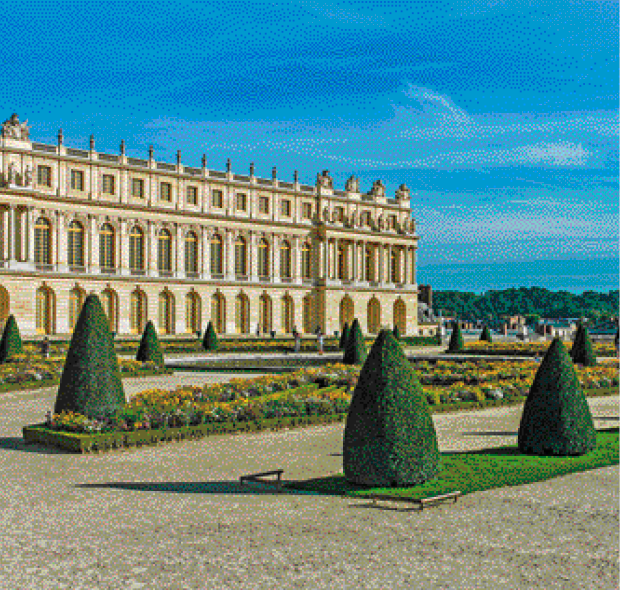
<box><xmin>365</xmin><ymin>490</ymin><xmax>461</xmax><ymax>511</ymax></box>
<box><xmin>239</xmin><ymin>469</ymin><xmax>285</xmax><ymax>492</ymax></box>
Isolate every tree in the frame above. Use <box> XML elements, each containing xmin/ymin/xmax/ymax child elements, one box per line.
<box><xmin>0</xmin><ymin>314</ymin><xmax>23</xmax><ymax>363</ymax></box>
<box><xmin>572</xmin><ymin>326</ymin><xmax>597</xmax><ymax>367</ymax></box>
<box><xmin>202</xmin><ymin>321</ymin><xmax>219</xmax><ymax>351</ymax></box>
<box><xmin>392</xmin><ymin>325</ymin><xmax>401</xmax><ymax>341</ymax></box>
<box><xmin>54</xmin><ymin>294</ymin><xmax>126</xmax><ymax>418</ymax></box>
<box><xmin>343</xmin><ymin>329</ymin><xmax>441</xmax><ymax>486</ymax></box>
<box><xmin>570</xmin><ymin>323</ymin><xmax>584</xmax><ymax>362</ymax></box>
<box><xmin>518</xmin><ymin>338</ymin><xmax>596</xmax><ymax>456</ymax></box>
<box><xmin>136</xmin><ymin>320</ymin><xmax>164</xmax><ymax>367</ymax></box>
<box><xmin>447</xmin><ymin>321</ymin><xmax>464</xmax><ymax>352</ymax></box>
<box><xmin>338</xmin><ymin>322</ymin><xmax>350</xmax><ymax>350</ymax></box>
<box><xmin>343</xmin><ymin>318</ymin><xmax>367</xmax><ymax>365</ymax></box>
<box><xmin>479</xmin><ymin>325</ymin><xmax>493</xmax><ymax>343</ymax></box>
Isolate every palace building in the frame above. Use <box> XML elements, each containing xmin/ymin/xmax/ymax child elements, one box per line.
<box><xmin>0</xmin><ymin>113</ymin><xmax>425</xmax><ymax>338</ymax></box>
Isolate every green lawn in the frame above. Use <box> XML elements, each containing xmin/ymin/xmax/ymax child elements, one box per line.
<box><xmin>287</xmin><ymin>428</ymin><xmax>619</xmax><ymax>500</ymax></box>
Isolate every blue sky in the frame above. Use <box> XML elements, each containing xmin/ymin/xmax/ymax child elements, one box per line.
<box><xmin>3</xmin><ymin>0</ymin><xmax>618</xmax><ymax>292</ymax></box>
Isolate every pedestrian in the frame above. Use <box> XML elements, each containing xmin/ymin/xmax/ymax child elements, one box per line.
<box><xmin>292</xmin><ymin>327</ymin><xmax>301</xmax><ymax>353</ymax></box>
<box><xmin>40</xmin><ymin>336</ymin><xmax>50</xmax><ymax>359</ymax></box>
<box><xmin>317</xmin><ymin>329</ymin><xmax>324</xmax><ymax>355</ymax></box>
<box><xmin>255</xmin><ymin>324</ymin><xmax>260</xmax><ymax>338</ymax></box>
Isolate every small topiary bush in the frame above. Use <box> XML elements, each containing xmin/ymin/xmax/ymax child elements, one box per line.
<box><xmin>572</xmin><ymin>326</ymin><xmax>597</xmax><ymax>367</ymax></box>
<box><xmin>339</xmin><ymin>322</ymin><xmax>350</xmax><ymax>350</ymax></box>
<box><xmin>392</xmin><ymin>325</ymin><xmax>401</xmax><ymax>341</ymax></box>
<box><xmin>0</xmin><ymin>315</ymin><xmax>23</xmax><ymax>363</ymax></box>
<box><xmin>479</xmin><ymin>325</ymin><xmax>492</xmax><ymax>343</ymax></box>
<box><xmin>136</xmin><ymin>321</ymin><xmax>164</xmax><ymax>367</ymax></box>
<box><xmin>203</xmin><ymin>321</ymin><xmax>219</xmax><ymax>352</ymax></box>
<box><xmin>448</xmin><ymin>322</ymin><xmax>464</xmax><ymax>352</ymax></box>
<box><xmin>343</xmin><ymin>318</ymin><xmax>367</xmax><ymax>366</ymax></box>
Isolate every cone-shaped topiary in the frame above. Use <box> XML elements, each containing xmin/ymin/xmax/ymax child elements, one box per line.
<box><xmin>448</xmin><ymin>321</ymin><xmax>464</xmax><ymax>352</ymax></box>
<box><xmin>343</xmin><ymin>329</ymin><xmax>441</xmax><ymax>486</ymax></box>
<box><xmin>202</xmin><ymin>321</ymin><xmax>219</xmax><ymax>351</ymax></box>
<box><xmin>338</xmin><ymin>322</ymin><xmax>350</xmax><ymax>350</ymax></box>
<box><xmin>343</xmin><ymin>318</ymin><xmax>367</xmax><ymax>365</ymax></box>
<box><xmin>54</xmin><ymin>294</ymin><xmax>126</xmax><ymax>418</ymax></box>
<box><xmin>0</xmin><ymin>314</ymin><xmax>22</xmax><ymax>363</ymax></box>
<box><xmin>136</xmin><ymin>320</ymin><xmax>164</xmax><ymax>367</ymax></box>
<box><xmin>392</xmin><ymin>325</ymin><xmax>401</xmax><ymax>340</ymax></box>
<box><xmin>518</xmin><ymin>337</ymin><xmax>596</xmax><ymax>456</ymax></box>
<box><xmin>479</xmin><ymin>325</ymin><xmax>492</xmax><ymax>343</ymax></box>
<box><xmin>572</xmin><ymin>326</ymin><xmax>596</xmax><ymax>366</ymax></box>
<box><xmin>570</xmin><ymin>323</ymin><xmax>584</xmax><ymax>362</ymax></box>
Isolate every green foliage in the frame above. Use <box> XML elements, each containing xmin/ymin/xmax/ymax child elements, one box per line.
<box><xmin>479</xmin><ymin>325</ymin><xmax>493</xmax><ymax>343</ymax></box>
<box><xmin>0</xmin><ymin>315</ymin><xmax>23</xmax><ymax>362</ymax></box>
<box><xmin>570</xmin><ymin>323</ymin><xmax>584</xmax><ymax>361</ymax></box>
<box><xmin>518</xmin><ymin>338</ymin><xmax>596</xmax><ymax>456</ymax></box>
<box><xmin>343</xmin><ymin>329</ymin><xmax>440</xmax><ymax>486</ymax></box>
<box><xmin>448</xmin><ymin>322</ymin><xmax>464</xmax><ymax>352</ymax></box>
<box><xmin>54</xmin><ymin>294</ymin><xmax>126</xmax><ymax>418</ymax></box>
<box><xmin>392</xmin><ymin>325</ymin><xmax>401</xmax><ymax>340</ymax></box>
<box><xmin>136</xmin><ymin>321</ymin><xmax>164</xmax><ymax>367</ymax></box>
<box><xmin>572</xmin><ymin>326</ymin><xmax>597</xmax><ymax>367</ymax></box>
<box><xmin>343</xmin><ymin>319</ymin><xmax>367</xmax><ymax>365</ymax></box>
<box><xmin>338</xmin><ymin>322</ymin><xmax>350</xmax><ymax>350</ymax></box>
<box><xmin>202</xmin><ymin>321</ymin><xmax>219</xmax><ymax>351</ymax></box>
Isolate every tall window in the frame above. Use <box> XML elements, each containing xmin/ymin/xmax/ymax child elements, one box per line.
<box><xmin>71</xmin><ymin>170</ymin><xmax>84</xmax><ymax>191</ymax></box>
<box><xmin>68</xmin><ymin>288</ymin><xmax>85</xmax><ymax>331</ymax></box>
<box><xmin>368</xmin><ymin>298</ymin><xmax>381</xmax><ymax>334</ymax></box>
<box><xmin>365</xmin><ymin>246</ymin><xmax>375</xmax><ymax>281</ymax></box>
<box><xmin>394</xmin><ymin>299</ymin><xmax>406</xmax><ymax>336</ymax></box>
<box><xmin>129</xmin><ymin>226</ymin><xmax>145</xmax><ymax>272</ymax></box>
<box><xmin>211</xmin><ymin>293</ymin><xmax>225</xmax><ymax>333</ymax></box>
<box><xmin>160</xmin><ymin>182</ymin><xmax>172</xmax><ymax>202</ymax></box>
<box><xmin>390</xmin><ymin>249</ymin><xmax>400</xmax><ymax>283</ymax></box>
<box><xmin>99</xmin><ymin>223</ymin><xmax>115</xmax><ymax>272</ymax></box>
<box><xmin>185</xmin><ymin>292</ymin><xmax>201</xmax><ymax>333</ymax></box>
<box><xmin>37</xmin><ymin>165</ymin><xmax>52</xmax><ymax>187</ymax></box>
<box><xmin>259</xmin><ymin>294</ymin><xmax>272</xmax><ymax>332</ymax></box>
<box><xmin>130</xmin><ymin>289</ymin><xmax>147</xmax><ymax>334</ymax></box>
<box><xmin>282</xmin><ymin>296</ymin><xmax>294</xmax><ymax>333</ymax></box>
<box><xmin>34</xmin><ymin>217</ymin><xmax>52</xmax><ymax>265</ymax></box>
<box><xmin>158</xmin><ymin>229</ymin><xmax>172</xmax><ymax>274</ymax></box>
<box><xmin>184</xmin><ymin>231</ymin><xmax>198</xmax><ymax>276</ymax></box>
<box><xmin>301</xmin><ymin>242</ymin><xmax>312</xmax><ymax>279</ymax></box>
<box><xmin>210</xmin><ymin>234</ymin><xmax>223</xmax><ymax>276</ymax></box>
<box><xmin>334</xmin><ymin>207</ymin><xmax>344</xmax><ymax>223</ymax></box>
<box><xmin>186</xmin><ymin>186</ymin><xmax>198</xmax><ymax>205</ymax></box>
<box><xmin>362</xmin><ymin>212</ymin><xmax>371</xmax><ymax>227</ymax></box>
<box><xmin>235</xmin><ymin>294</ymin><xmax>249</xmax><ymax>334</ymax></box>
<box><xmin>280</xmin><ymin>240</ymin><xmax>292</xmax><ymax>279</ymax></box>
<box><xmin>131</xmin><ymin>178</ymin><xmax>144</xmax><ymax>199</ymax></box>
<box><xmin>68</xmin><ymin>220</ymin><xmax>85</xmax><ymax>268</ymax></box>
<box><xmin>302</xmin><ymin>203</ymin><xmax>312</xmax><ymax>219</ymax></box>
<box><xmin>212</xmin><ymin>190</ymin><xmax>223</xmax><ymax>208</ymax></box>
<box><xmin>102</xmin><ymin>174</ymin><xmax>115</xmax><ymax>195</ymax></box>
<box><xmin>259</xmin><ymin>196</ymin><xmax>270</xmax><ymax>214</ymax></box>
<box><xmin>281</xmin><ymin>200</ymin><xmax>291</xmax><ymax>217</ymax></box>
<box><xmin>388</xmin><ymin>215</ymin><xmax>397</xmax><ymax>230</ymax></box>
<box><xmin>36</xmin><ymin>287</ymin><xmax>54</xmax><ymax>335</ymax></box>
<box><xmin>340</xmin><ymin>296</ymin><xmax>354</xmax><ymax>328</ymax></box>
<box><xmin>236</xmin><ymin>193</ymin><xmax>247</xmax><ymax>211</ymax></box>
<box><xmin>337</xmin><ymin>243</ymin><xmax>347</xmax><ymax>280</ymax></box>
<box><xmin>302</xmin><ymin>294</ymin><xmax>312</xmax><ymax>333</ymax></box>
<box><xmin>101</xmin><ymin>289</ymin><xmax>118</xmax><ymax>332</ymax></box>
<box><xmin>258</xmin><ymin>239</ymin><xmax>270</xmax><ymax>279</ymax></box>
<box><xmin>235</xmin><ymin>236</ymin><xmax>247</xmax><ymax>276</ymax></box>
<box><xmin>158</xmin><ymin>291</ymin><xmax>175</xmax><ymax>335</ymax></box>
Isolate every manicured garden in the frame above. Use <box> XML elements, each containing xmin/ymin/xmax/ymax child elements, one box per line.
<box><xmin>456</xmin><ymin>340</ymin><xmax>616</xmax><ymax>358</ymax></box>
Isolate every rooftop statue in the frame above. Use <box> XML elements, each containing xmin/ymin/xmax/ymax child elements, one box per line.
<box><xmin>2</xmin><ymin>113</ymin><xmax>30</xmax><ymax>140</ymax></box>
<box><xmin>370</xmin><ymin>179</ymin><xmax>385</xmax><ymax>198</ymax></box>
<box><xmin>345</xmin><ymin>175</ymin><xmax>359</xmax><ymax>193</ymax></box>
<box><xmin>316</xmin><ymin>169</ymin><xmax>333</xmax><ymax>190</ymax></box>
<box><xmin>396</xmin><ymin>183</ymin><xmax>410</xmax><ymax>200</ymax></box>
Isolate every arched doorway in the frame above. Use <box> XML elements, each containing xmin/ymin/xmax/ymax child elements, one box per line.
<box><xmin>130</xmin><ymin>289</ymin><xmax>147</xmax><ymax>334</ymax></box>
<box><xmin>36</xmin><ymin>286</ymin><xmax>55</xmax><ymax>335</ymax></box>
<box><xmin>211</xmin><ymin>292</ymin><xmax>226</xmax><ymax>333</ymax></box>
<box><xmin>185</xmin><ymin>291</ymin><xmax>201</xmax><ymax>333</ymax></box>
<box><xmin>259</xmin><ymin>293</ymin><xmax>272</xmax><ymax>333</ymax></box>
<box><xmin>339</xmin><ymin>295</ymin><xmax>354</xmax><ymax>328</ymax></box>
<box><xmin>302</xmin><ymin>294</ymin><xmax>312</xmax><ymax>334</ymax></box>
<box><xmin>367</xmin><ymin>297</ymin><xmax>381</xmax><ymax>334</ymax></box>
<box><xmin>158</xmin><ymin>290</ymin><xmax>175</xmax><ymax>335</ymax></box>
<box><xmin>281</xmin><ymin>295</ymin><xmax>294</xmax><ymax>333</ymax></box>
<box><xmin>101</xmin><ymin>288</ymin><xmax>119</xmax><ymax>333</ymax></box>
<box><xmin>235</xmin><ymin>293</ymin><xmax>250</xmax><ymax>334</ymax></box>
<box><xmin>394</xmin><ymin>298</ymin><xmax>406</xmax><ymax>335</ymax></box>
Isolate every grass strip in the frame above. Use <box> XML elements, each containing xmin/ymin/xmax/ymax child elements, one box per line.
<box><xmin>287</xmin><ymin>428</ymin><xmax>618</xmax><ymax>500</ymax></box>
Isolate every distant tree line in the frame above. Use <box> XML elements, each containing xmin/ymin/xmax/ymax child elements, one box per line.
<box><xmin>433</xmin><ymin>287</ymin><xmax>619</xmax><ymax>325</ymax></box>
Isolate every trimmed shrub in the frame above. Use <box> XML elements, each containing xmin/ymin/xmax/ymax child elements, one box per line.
<box><xmin>136</xmin><ymin>321</ymin><xmax>164</xmax><ymax>367</ymax></box>
<box><xmin>343</xmin><ymin>329</ymin><xmax>441</xmax><ymax>486</ymax></box>
<box><xmin>572</xmin><ymin>326</ymin><xmax>597</xmax><ymax>366</ymax></box>
<box><xmin>338</xmin><ymin>322</ymin><xmax>350</xmax><ymax>350</ymax></box>
<box><xmin>479</xmin><ymin>325</ymin><xmax>492</xmax><ymax>343</ymax></box>
<box><xmin>570</xmin><ymin>323</ymin><xmax>584</xmax><ymax>362</ymax></box>
<box><xmin>448</xmin><ymin>322</ymin><xmax>464</xmax><ymax>352</ymax></box>
<box><xmin>392</xmin><ymin>325</ymin><xmax>401</xmax><ymax>341</ymax></box>
<box><xmin>0</xmin><ymin>315</ymin><xmax>22</xmax><ymax>362</ymax></box>
<box><xmin>202</xmin><ymin>321</ymin><xmax>219</xmax><ymax>351</ymax></box>
<box><xmin>343</xmin><ymin>318</ymin><xmax>367</xmax><ymax>366</ymax></box>
<box><xmin>518</xmin><ymin>337</ymin><xmax>596</xmax><ymax>456</ymax></box>
<box><xmin>54</xmin><ymin>294</ymin><xmax>127</xmax><ymax>418</ymax></box>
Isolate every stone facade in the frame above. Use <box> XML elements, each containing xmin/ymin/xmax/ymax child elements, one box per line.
<box><xmin>0</xmin><ymin>114</ymin><xmax>425</xmax><ymax>338</ymax></box>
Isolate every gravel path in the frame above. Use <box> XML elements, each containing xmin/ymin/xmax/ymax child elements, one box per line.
<box><xmin>0</xmin><ymin>373</ymin><xmax>617</xmax><ymax>589</ymax></box>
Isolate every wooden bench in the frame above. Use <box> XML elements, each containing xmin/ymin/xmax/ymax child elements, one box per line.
<box><xmin>364</xmin><ymin>491</ymin><xmax>462</xmax><ymax>510</ymax></box>
<box><xmin>239</xmin><ymin>469</ymin><xmax>285</xmax><ymax>492</ymax></box>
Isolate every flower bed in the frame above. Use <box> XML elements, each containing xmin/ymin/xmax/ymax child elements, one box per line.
<box><xmin>459</xmin><ymin>341</ymin><xmax>616</xmax><ymax>357</ymax></box>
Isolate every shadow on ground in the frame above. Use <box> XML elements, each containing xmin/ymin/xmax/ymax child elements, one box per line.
<box><xmin>0</xmin><ymin>436</ymin><xmax>63</xmax><ymax>455</ymax></box>
<box><xmin>76</xmin><ymin>481</ymin><xmax>321</xmax><ymax>495</ymax></box>
<box><xmin>461</xmin><ymin>431</ymin><xmax>517</xmax><ymax>437</ymax></box>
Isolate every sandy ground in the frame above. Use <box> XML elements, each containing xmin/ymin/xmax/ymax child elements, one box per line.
<box><xmin>0</xmin><ymin>373</ymin><xmax>618</xmax><ymax>590</ymax></box>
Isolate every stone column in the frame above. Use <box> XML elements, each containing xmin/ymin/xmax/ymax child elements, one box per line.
<box><xmin>273</xmin><ymin>234</ymin><xmax>281</xmax><ymax>283</ymax></box>
<box><xmin>56</xmin><ymin>211</ymin><xmax>68</xmax><ymax>272</ymax></box>
<box><xmin>27</xmin><ymin>207</ymin><xmax>36</xmax><ymax>265</ymax></box>
<box><xmin>176</xmin><ymin>226</ymin><xmax>185</xmax><ymax>279</ymax></box>
<box><xmin>249</xmin><ymin>232</ymin><xmax>258</xmax><ymax>282</ymax></box>
<box><xmin>88</xmin><ymin>216</ymin><xmax>97</xmax><ymax>273</ymax></box>
<box><xmin>292</xmin><ymin>235</ymin><xmax>301</xmax><ymax>284</ymax></box>
<box><xmin>119</xmin><ymin>218</ymin><xmax>129</xmax><ymax>275</ymax></box>
<box><xmin>202</xmin><ymin>228</ymin><xmax>211</xmax><ymax>280</ymax></box>
<box><xmin>148</xmin><ymin>222</ymin><xmax>158</xmax><ymax>277</ymax></box>
<box><xmin>225</xmin><ymin>230</ymin><xmax>234</xmax><ymax>281</ymax></box>
<box><xmin>7</xmin><ymin>206</ymin><xmax>15</xmax><ymax>265</ymax></box>
<box><xmin>411</xmin><ymin>247</ymin><xmax>417</xmax><ymax>284</ymax></box>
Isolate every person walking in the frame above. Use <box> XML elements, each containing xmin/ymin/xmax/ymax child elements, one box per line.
<box><xmin>292</xmin><ymin>327</ymin><xmax>301</xmax><ymax>354</ymax></box>
<box><xmin>40</xmin><ymin>337</ymin><xmax>50</xmax><ymax>359</ymax></box>
<box><xmin>317</xmin><ymin>329</ymin><xmax>324</xmax><ymax>355</ymax></box>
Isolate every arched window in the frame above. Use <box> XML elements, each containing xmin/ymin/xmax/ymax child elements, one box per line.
<box><xmin>258</xmin><ymin>238</ymin><xmax>270</xmax><ymax>279</ymax></box>
<box><xmin>185</xmin><ymin>231</ymin><xmax>198</xmax><ymax>276</ymax></box>
<box><xmin>99</xmin><ymin>223</ymin><xmax>115</xmax><ymax>272</ymax></box>
<box><xmin>158</xmin><ymin>290</ymin><xmax>175</xmax><ymax>334</ymax></box>
<box><xmin>394</xmin><ymin>299</ymin><xmax>407</xmax><ymax>336</ymax></box>
<box><xmin>36</xmin><ymin>286</ymin><xmax>55</xmax><ymax>335</ymax></box>
<box><xmin>368</xmin><ymin>297</ymin><xmax>381</xmax><ymax>334</ymax></box>
<box><xmin>68</xmin><ymin>220</ymin><xmax>85</xmax><ymax>268</ymax></box>
<box><xmin>158</xmin><ymin>229</ymin><xmax>172</xmax><ymax>274</ymax></box>
<box><xmin>129</xmin><ymin>226</ymin><xmax>145</xmax><ymax>272</ymax></box>
<box><xmin>390</xmin><ymin>248</ymin><xmax>400</xmax><ymax>283</ymax></box>
<box><xmin>130</xmin><ymin>289</ymin><xmax>147</xmax><ymax>334</ymax></box>
<box><xmin>211</xmin><ymin>293</ymin><xmax>226</xmax><ymax>333</ymax></box>
<box><xmin>185</xmin><ymin>291</ymin><xmax>201</xmax><ymax>333</ymax></box>
<box><xmin>210</xmin><ymin>234</ymin><xmax>223</xmax><ymax>276</ymax></box>
<box><xmin>101</xmin><ymin>288</ymin><xmax>118</xmax><ymax>333</ymax></box>
<box><xmin>337</xmin><ymin>243</ymin><xmax>347</xmax><ymax>280</ymax></box>
<box><xmin>281</xmin><ymin>295</ymin><xmax>294</xmax><ymax>333</ymax></box>
<box><xmin>339</xmin><ymin>296</ymin><xmax>354</xmax><ymax>328</ymax></box>
<box><xmin>235</xmin><ymin>236</ymin><xmax>247</xmax><ymax>277</ymax></box>
<box><xmin>235</xmin><ymin>293</ymin><xmax>250</xmax><ymax>334</ymax></box>
<box><xmin>259</xmin><ymin>294</ymin><xmax>272</xmax><ymax>333</ymax></box>
<box><xmin>365</xmin><ymin>246</ymin><xmax>375</xmax><ymax>282</ymax></box>
<box><xmin>301</xmin><ymin>242</ymin><xmax>312</xmax><ymax>279</ymax></box>
<box><xmin>68</xmin><ymin>287</ymin><xmax>85</xmax><ymax>331</ymax></box>
<box><xmin>302</xmin><ymin>294</ymin><xmax>312</xmax><ymax>334</ymax></box>
<box><xmin>34</xmin><ymin>217</ymin><xmax>52</xmax><ymax>266</ymax></box>
<box><xmin>280</xmin><ymin>240</ymin><xmax>292</xmax><ymax>279</ymax></box>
